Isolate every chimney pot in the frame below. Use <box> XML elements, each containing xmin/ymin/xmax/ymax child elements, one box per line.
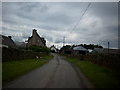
<box><xmin>33</xmin><ymin>29</ymin><xmax>37</xmax><ymax>35</ymax></box>
<box><xmin>8</xmin><ymin>36</ymin><xmax>12</xmax><ymax>39</ymax></box>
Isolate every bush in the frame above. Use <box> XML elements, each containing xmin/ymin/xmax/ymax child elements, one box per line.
<box><xmin>2</xmin><ymin>47</ymin><xmax>41</xmax><ymax>62</ymax></box>
<box><xmin>2</xmin><ymin>46</ymin><xmax>51</xmax><ymax>62</ymax></box>
<box><xmin>28</xmin><ymin>45</ymin><xmax>50</xmax><ymax>53</ymax></box>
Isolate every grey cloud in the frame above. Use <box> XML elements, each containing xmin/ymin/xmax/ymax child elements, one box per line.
<box><xmin>19</xmin><ymin>2</ymin><xmax>41</xmax><ymax>12</ymax></box>
<box><xmin>106</xmin><ymin>26</ymin><xmax>118</xmax><ymax>32</ymax></box>
<box><xmin>88</xmin><ymin>2</ymin><xmax>118</xmax><ymax>25</ymax></box>
<box><xmin>2</xmin><ymin>2</ymin><xmax>49</xmax><ymax>23</ymax></box>
<box><xmin>54</xmin><ymin>40</ymin><xmax>62</xmax><ymax>43</ymax></box>
<box><xmin>90</xmin><ymin>2</ymin><xmax>118</xmax><ymax>16</ymax></box>
<box><xmin>1</xmin><ymin>2</ymin><xmax>118</xmax><ymax>48</ymax></box>
<box><xmin>43</xmin><ymin>34</ymin><xmax>53</xmax><ymax>42</ymax></box>
<box><xmin>91</xmin><ymin>20</ymin><xmax>98</xmax><ymax>28</ymax></box>
<box><xmin>39</xmin><ymin>25</ymin><xmax>61</xmax><ymax>31</ymax></box>
<box><xmin>17</xmin><ymin>3</ymin><xmax>49</xmax><ymax>19</ymax></box>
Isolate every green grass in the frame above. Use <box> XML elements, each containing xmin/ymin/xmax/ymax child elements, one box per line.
<box><xmin>2</xmin><ymin>55</ymin><xmax>53</xmax><ymax>82</ymax></box>
<box><xmin>65</xmin><ymin>56</ymin><xmax>120</xmax><ymax>88</ymax></box>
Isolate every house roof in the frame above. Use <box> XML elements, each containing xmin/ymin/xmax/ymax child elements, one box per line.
<box><xmin>73</xmin><ymin>46</ymin><xmax>88</xmax><ymax>51</ymax></box>
<box><xmin>0</xmin><ymin>35</ymin><xmax>17</xmax><ymax>48</ymax></box>
<box><xmin>50</xmin><ymin>45</ymin><xmax>58</xmax><ymax>51</ymax></box>
<box><xmin>50</xmin><ymin>45</ymin><xmax>57</xmax><ymax>49</ymax></box>
<box><xmin>28</xmin><ymin>36</ymin><xmax>33</xmax><ymax>41</ymax></box>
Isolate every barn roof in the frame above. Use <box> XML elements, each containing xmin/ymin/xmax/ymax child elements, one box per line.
<box><xmin>73</xmin><ymin>46</ymin><xmax>88</xmax><ymax>51</ymax></box>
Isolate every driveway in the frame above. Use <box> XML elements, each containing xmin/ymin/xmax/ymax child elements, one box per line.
<box><xmin>3</xmin><ymin>53</ymin><xmax>93</xmax><ymax>88</ymax></box>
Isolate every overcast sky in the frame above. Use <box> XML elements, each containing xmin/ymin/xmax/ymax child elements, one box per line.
<box><xmin>1</xmin><ymin>2</ymin><xmax>118</xmax><ymax>49</ymax></box>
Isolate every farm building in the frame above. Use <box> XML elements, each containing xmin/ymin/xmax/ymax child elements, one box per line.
<box><xmin>73</xmin><ymin>46</ymin><xmax>88</xmax><ymax>55</ymax></box>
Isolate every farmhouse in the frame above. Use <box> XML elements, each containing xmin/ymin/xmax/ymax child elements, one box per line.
<box><xmin>50</xmin><ymin>45</ymin><xmax>58</xmax><ymax>53</ymax></box>
<box><xmin>27</xmin><ymin>29</ymin><xmax>46</xmax><ymax>47</ymax></box>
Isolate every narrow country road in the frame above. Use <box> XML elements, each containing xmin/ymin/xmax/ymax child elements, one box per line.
<box><xmin>3</xmin><ymin>53</ymin><xmax>93</xmax><ymax>88</ymax></box>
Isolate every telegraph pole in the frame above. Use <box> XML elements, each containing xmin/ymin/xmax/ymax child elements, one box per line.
<box><xmin>108</xmin><ymin>41</ymin><xmax>109</xmax><ymax>54</ymax></box>
<box><xmin>63</xmin><ymin>36</ymin><xmax>65</xmax><ymax>47</ymax></box>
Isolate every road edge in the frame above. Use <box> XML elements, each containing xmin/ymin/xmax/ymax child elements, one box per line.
<box><xmin>61</xmin><ymin>56</ymin><xmax>95</xmax><ymax>88</ymax></box>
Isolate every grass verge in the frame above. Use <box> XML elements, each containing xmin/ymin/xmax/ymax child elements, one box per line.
<box><xmin>2</xmin><ymin>55</ymin><xmax>53</xmax><ymax>83</ymax></box>
<box><xmin>65</xmin><ymin>56</ymin><xmax>120</xmax><ymax>88</ymax></box>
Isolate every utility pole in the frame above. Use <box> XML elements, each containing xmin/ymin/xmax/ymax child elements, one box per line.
<box><xmin>63</xmin><ymin>36</ymin><xmax>65</xmax><ymax>47</ymax></box>
<box><xmin>108</xmin><ymin>41</ymin><xmax>109</xmax><ymax>54</ymax></box>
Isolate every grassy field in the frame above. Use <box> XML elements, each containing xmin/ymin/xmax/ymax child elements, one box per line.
<box><xmin>65</xmin><ymin>56</ymin><xmax>120</xmax><ymax>88</ymax></box>
<box><xmin>2</xmin><ymin>55</ymin><xmax>53</xmax><ymax>83</ymax></box>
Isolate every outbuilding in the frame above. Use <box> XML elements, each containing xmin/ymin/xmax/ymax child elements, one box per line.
<box><xmin>73</xmin><ymin>46</ymin><xmax>88</xmax><ymax>55</ymax></box>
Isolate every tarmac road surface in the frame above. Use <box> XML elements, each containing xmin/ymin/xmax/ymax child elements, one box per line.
<box><xmin>3</xmin><ymin>53</ymin><xmax>94</xmax><ymax>88</ymax></box>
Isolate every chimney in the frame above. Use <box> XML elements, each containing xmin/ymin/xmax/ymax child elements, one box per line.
<box><xmin>8</xmin><ymin>36</ymin><xmax>12</xmax><ymax>39</ymax></box>
<box><xmin>33</xmin><ymin>29</ymin><xmax>37</xmax><ymax>35</ymax></box>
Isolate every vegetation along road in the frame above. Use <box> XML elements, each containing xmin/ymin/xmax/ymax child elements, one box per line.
<box><xmin>3</xmin><ymin>53</ymin><xmax>93</xmax><ymax>88</ymax></box>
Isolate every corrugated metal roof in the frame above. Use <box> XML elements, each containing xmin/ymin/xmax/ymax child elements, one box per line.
<box><xmin>73</xmin><ymin>46</ymin><xmax>88</xmax><ymax>51</ymax></box>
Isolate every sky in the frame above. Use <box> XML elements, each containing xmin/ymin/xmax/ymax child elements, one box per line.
<box><xmin>1</xmin><ymin>1</ymin><xmax>118</xmax><ymax>49</ymax></box>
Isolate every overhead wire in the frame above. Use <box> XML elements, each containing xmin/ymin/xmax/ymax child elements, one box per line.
<box><xmin>70</xmin><ymin>2</ymin><xmax>91</xmax><ymax>34</ymax></box>
<box><xmin>63</xmin><ymin>2</ymin><xmax>91</xmax><ymax>46</ymax></box>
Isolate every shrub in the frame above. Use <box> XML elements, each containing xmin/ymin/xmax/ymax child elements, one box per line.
<box><xmin>28</xmin><ymin>45</ymin><xmax>50</xmax><ymax>54</ymax></box>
